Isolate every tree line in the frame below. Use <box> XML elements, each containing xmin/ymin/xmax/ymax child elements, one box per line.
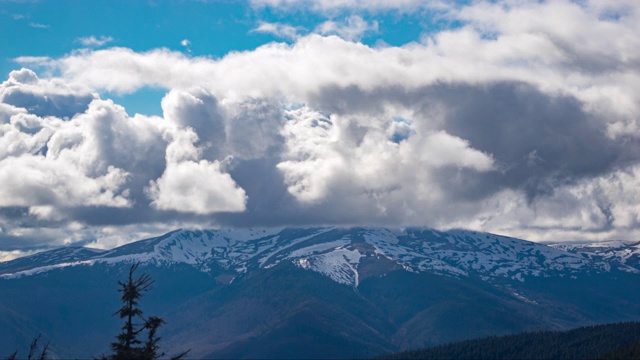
<box><xmin>378</xmin><ymin>322</ymin><xmax>640</xmax><ymax>360</ymax></box>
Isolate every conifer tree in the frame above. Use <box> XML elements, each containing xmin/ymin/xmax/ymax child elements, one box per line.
<box><xmin>99</xmin><ymin>263</ymin><xmax>189</xmax><ymax>360</ymax></box>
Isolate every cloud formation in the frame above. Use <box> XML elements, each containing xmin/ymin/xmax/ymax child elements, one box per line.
<box><xmin>2</xmin><ymin>0</ymin><xmax>640</xmax><ymax>254</ymax></box>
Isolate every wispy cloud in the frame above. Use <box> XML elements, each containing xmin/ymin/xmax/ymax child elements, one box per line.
<box><xmin>315</xmin><ymin>15</ymin><xmax>377</xmax><ymax>41</ymax></box>
<box><xmin>251</xmin><ymin>0</ymin><xmax>435</xmax><ymax>12</ymax></box>
<box><xmin>76</xmin><ymin>35</ymin><xmax>113</xmax><ymax>47</ymax></box>
<box><xmin>252</xmin><ymin>22</ymin><xmax>303</xmax><ymax>40</ymax></box>
<box><xmin>180</xmin><ymin>39</ymin><xmax>192</xmax><ymax>53</ymax></box>
<box><xmin>13</xmin><ymin>56</ymin><xmax>52</xmax><ymax>66</ymax></box>
<box><xmin>29</xmin><ymin>22</ymin><xmax>49</xmax><ymax>29</ymax></box>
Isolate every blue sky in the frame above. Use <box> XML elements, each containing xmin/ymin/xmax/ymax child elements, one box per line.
<box><xmin>1</xmin><ymin>0</ymin><xmax>640</xmax><ymax>257</ymax></box>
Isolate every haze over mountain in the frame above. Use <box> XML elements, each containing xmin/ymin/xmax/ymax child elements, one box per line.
<box><xmin>2</xmin><ymin>227</ymin><xmax>640</xmax><ymax>358</ymax></box>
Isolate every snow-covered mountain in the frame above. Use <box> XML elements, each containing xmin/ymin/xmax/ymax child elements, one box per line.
<box><xmin>0</xmin><ymin>246</ymin><xmax>105</xmax><ymax>275</ymax></box>
<box><xmin>2</xmin><ymin>227</ymin><xmax>638</xmax><ymax>285</ymax></box>
<box><xmin>2</xmin><ymin>227</ymin><xmax>640</xmax><ymax>359</ymax></box>
<box><xmin>550</xmin><ymin>240</ymin><xmax>640</xmax><ymax>271</ymax></box>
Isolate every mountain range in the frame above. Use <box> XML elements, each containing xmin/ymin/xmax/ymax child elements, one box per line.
<box><xmin>1</xmin><ymin>227</ymin><xmax>640</xmax><ymax>358</ymax></box>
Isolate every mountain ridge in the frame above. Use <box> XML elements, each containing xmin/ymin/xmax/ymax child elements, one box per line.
<box><xmin>2</xmin><ymin>227</ymin><xmax>639</xmax><ymax>284</ymax></box>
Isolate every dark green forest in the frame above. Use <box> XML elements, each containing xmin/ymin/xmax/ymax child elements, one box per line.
<box><xmin>378</xmin><ymin>322</ymin><xmax>640</xmax><ymax>360</ymax></box>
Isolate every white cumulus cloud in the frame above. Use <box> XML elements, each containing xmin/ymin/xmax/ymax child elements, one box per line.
<box><xmin>148</xmin><ymin>159</ymin><xmax>247</xmax><ymax>214</ymax></box>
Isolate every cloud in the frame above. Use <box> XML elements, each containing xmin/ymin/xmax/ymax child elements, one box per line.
<box><xmin>252</xmin><ymin>22</ymin><xmax>303</xmax><ymax>40</ymax></box>
<box><xmin>21</xmin><ymin>0</ymin><xmax>638</xmax><ymax>125</ymax></box>
<box><xmin>315</xmin><ymin>16</ymin><xmax>378</xmax><ymax>41</ymax></box>
<box><xmin>77</xmin><ymin>35</ymin><xmax>114</xmax><ymax>47</ymax></box>
<box><xmin>0</xmin><ymin>68</ymin><xmax>96</xmax><ymax>118</ymax></box>
<box><xmin>29</xmin><ymin>22</ymin><xmax>49</xmax><ymax>29</ymax></box>
<box><xmin>0</xmin><ymin>84</ymin><xmax>253</xmax><ymax>247</ymax></box>
<box><xmin>143</xmin><ymin>112</ymin><xmax>247</xmax><ymax>214</ymax></box>
<box><xmin>161</xmin><ymin>88</ymin><xmax>226</xmax><ymax>159</ymax></box>
<box><xmin>454</xmin><ymin>1</ymin><xmax>640</xmax><ymax>75</ymax></box>
<box><xmin>148</xmin><ymin>159</ymin><xmax>247</xmax><ymax>214</ymax></box>
<box><xmin>307</xmin><ymin>81</ymin><xmax>638</xmax><ymax>202</ymax></box>
<box><xmin>251</xmin><ymin>0</ymin><xmax>435</xmax><ymax>12</ymax></box>
<box><xmin>277</xmin><ymin>106</ymin><xmax>494</xmax><ymax>205</ymax></box>
<box><xmin>180</xmin><ymin>39</ymin><xmax>192</xmax><ymax>53</ymax></box>
<box><xmin>3</xmin><ymin>0</ymin><xmax>640</xmax><ymax>249</ymax></box>
<box><xmin>0</xmin><ymin>96</ymin><xmax>162</xmax><ymax>213</ymax></box>
<box><xmin>0</xmin><ymin>156</ymin><xmax>130</xmax><ymax>208</ymax></box>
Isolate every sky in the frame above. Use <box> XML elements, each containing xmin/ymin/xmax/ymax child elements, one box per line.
<box><xmin>1</xmin><ymin>0</ymin><xmax>640</xmax><ymax>260</ymax></box>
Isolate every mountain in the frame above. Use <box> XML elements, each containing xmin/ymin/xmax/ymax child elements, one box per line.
<box><xmin>6</xmin><ymin>227</ymin><xmax>638</xmax><ymax>284</ymax></box>
<box><xmin>1</xmin><ymin>227</ymin><xmax>640</xmax><ymax>359</ymax></box>
<box><xmin>0</xmin><ymin>246</ymin><xmax>105</xmax><ymax>275</ymax></box>
<box><xmin>549</xmin><ymin>240</ymin><xmax>640</xmax><ymax>271</ymax></box>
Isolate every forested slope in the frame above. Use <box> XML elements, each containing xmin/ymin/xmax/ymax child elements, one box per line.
<box><xmin>379</xmin><ymin>322</ymin><xmax>640</xmax><ymax>360</ymax></box>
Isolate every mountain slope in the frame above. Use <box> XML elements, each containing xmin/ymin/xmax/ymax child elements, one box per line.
<box><xmin>0</xmin><ymin>247</ymin><xmax>105</xmax><ymax>275</ymax></box>
<box><xmin>379</xmin><ymin>322</ymin><xmax>640</xmax><ymax>360</ymax></box>
<box><xmin>1</xmin><ymin>227</ymin><xmax>640</xmax><ymax>358</ymax></box>
<box><xmin>551</xmin><ymin>240</ymin><xmax>640</xmax><ymax>271</ymax></box>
